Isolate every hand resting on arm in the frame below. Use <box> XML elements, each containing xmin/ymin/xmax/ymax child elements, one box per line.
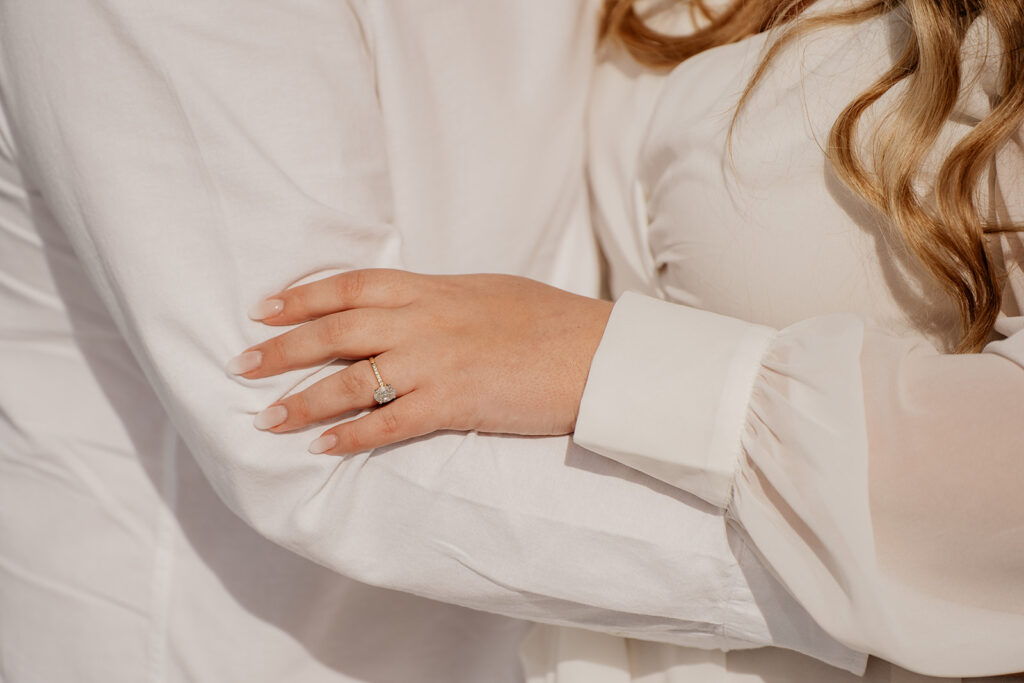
<box><xmin>233</xmin><ymin>269</ymin><xmax>613</xmax><ymax>453</ymax></box>
<box><xmin>240</xmin><ymin>257</ymin><xmax>1024</xmax><ymax>676</ymax></box>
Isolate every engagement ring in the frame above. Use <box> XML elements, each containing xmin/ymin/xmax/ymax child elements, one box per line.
<box><xmin>368</xmin><ymin>356</ymin><xmax>396</xmax><ymax>405</ymax></box>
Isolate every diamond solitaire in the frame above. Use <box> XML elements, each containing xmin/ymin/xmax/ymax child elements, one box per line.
<box><xmin>373</xmin><ymin>384</ymin><xmax>396</xmax><ymax>405</ymax></box>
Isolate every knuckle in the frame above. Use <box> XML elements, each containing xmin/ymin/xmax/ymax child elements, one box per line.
<box><xmin>314</xmin><ymin>314</ymin><xmax>339</xmax><ymax>345</ymax></box>
<box><xmin>335</xmin><ymin>270</ymin><xmax>365</xmax><ymax>304</ymax></box>
<box><xmin>338</xmin><ymin>363</ymin><xmax>370</xmax><ymax>399</ymax></box>
<box><xmin>378</xmin><ymin>407</ymin><xmax>401</xmax><ymax>437</ymax></box>
<box><xmin>335</xmin><ymin>428</ymin><xmax>364</xmax><ymax>454</ymax></box>
<box><xmin>284</xmin><ymin>394</ymin><xmax>313</xmax><ymax>424</ymax></box>
<box><xmin>432</xmin><ymin>275</ymin><xmax>460</xmax><ymax>297</ymax></box>
<box><xmin>260</xmin><ymin>335</ymin><xmax>287</xmax><ymax>365</ymax></box>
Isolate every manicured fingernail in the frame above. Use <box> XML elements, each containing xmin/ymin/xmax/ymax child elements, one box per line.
<box><xmin>308</xmin><ymin>434</ymin><xmax>338</xmax><ymax>454</ymax></box>
<box><xmin>248</xmin><ymin>298</ymin><xmax>284</xmax><ymax>321</ymax></box>
<box><xmin>253</xmin><ymin>405</ymin><xmax>288</xmax><ymax>430</ymax></box>
<box><xmin>226</xmin><ymin>350</ymin><xmax>262</xmax><ymax>375</ymax></box>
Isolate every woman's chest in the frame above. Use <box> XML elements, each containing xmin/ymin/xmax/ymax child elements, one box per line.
<box><xmin>632</xmin><ymin>22</ymin><xmax>962</xmax><ymax>349</ymax></box>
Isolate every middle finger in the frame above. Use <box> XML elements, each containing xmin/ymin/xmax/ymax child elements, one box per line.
<box><xmin>229</xmin><ymin>308</ymin><xmax>397</xmax><ymax>379</ymax></box>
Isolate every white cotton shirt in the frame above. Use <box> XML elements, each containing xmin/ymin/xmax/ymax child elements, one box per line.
<box><xmin>0</xmin><ymin>2</ymin><xmax>861</xmax><ymax>682</ymax></box>
<box><xmin>555</xmin><ymin>3</ymin><xmax>1024</xmax><ymax>682</ymax></box>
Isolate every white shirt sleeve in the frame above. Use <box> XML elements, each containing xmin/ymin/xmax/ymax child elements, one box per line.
<box><xmin>0</xmin><ymin>0</ymin><xmax>864</xmax><ymax>667</ymax></box>
<box><xmin>576</xmin><ymin>169</ymin><xmax>1024</xmax><ymax>675</ymax></box>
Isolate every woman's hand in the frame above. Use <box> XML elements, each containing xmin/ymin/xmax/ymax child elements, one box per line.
<box><xmin>228</xmin><ymin>269</ymin><xmax>613</xmax><ymax>455</ymax></box>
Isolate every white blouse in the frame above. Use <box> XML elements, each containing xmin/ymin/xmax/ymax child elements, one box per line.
<box><xmin>0</xmin><ymin>1</ymin><xmax>861</xmax><ymax>681</ymax></box>
<box><xmin>560</xmin><ymin>4</ymin><xmax>1024</xmax><ymax>682</ymax></box>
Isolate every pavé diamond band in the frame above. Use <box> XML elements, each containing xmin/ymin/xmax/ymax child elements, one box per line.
<box><xmin>368</xmin><ymin>356</ymin><xmax>396</xmax><ymax>405</ymax></box>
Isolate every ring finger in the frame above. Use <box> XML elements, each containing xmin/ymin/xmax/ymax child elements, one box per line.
<box><xmin>252</xmin><ymin>352</ymin><xmax>412</xmax><ymax>433</ymax></box>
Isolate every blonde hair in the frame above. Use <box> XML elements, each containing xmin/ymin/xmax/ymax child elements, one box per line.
<box><xmin>602</xmin><ymin>0</ymin><xmax>1024</xmax><ymax>352</ymax></box>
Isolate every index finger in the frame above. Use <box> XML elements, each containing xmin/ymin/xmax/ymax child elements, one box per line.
<box><xmin>248</xmin><ymin>268</ymin><xmax>420</xmax><ymax>325</ymax></box>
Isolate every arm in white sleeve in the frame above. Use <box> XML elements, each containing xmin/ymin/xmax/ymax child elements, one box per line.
<box><xmin>576</xmin><ymin>233</ymin><xmax>1024</xmax><ymax>672</ymax></box>
<box><xmin>0</xmin><ymin>0</ymin><xmax>864</xmax><ymax>668</ymax></box>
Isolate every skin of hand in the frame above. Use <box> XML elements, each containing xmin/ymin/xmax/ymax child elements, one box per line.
<box><xmin>227</xmin><ymin>269</ymin><xmax>614</xmax><ymax>455</ymax></box>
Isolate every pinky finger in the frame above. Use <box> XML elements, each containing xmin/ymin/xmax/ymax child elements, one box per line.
<box><xmin>308</xmin><ymin>392</ymin><xmax>435</xmax><ymax>455</ymax></box>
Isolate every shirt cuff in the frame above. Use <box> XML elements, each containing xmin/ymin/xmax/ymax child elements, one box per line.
<box><xmin>574</xmin><ymin>291</ymin><xmax>776</xmax><ymax>508</ymax></box>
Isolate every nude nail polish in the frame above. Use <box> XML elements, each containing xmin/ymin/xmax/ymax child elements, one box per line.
<box><xmin>308</xmin><ymin>434</ymin><xmax>338</xmax><ymax>455</ymax></box>
<box><xmin>248</xmin><ymin>298</ymin><xmax>284</xmax><ymax>321</ymax></box>
<box><xmin>253</xmin><ymin>405</ymin><xmax>287</xmax><ymax>430</ymax></box>
<box><xmin>226</xmin><ymin>350</ymin><xmax>262</xmax><ymax>375</ymax></box>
